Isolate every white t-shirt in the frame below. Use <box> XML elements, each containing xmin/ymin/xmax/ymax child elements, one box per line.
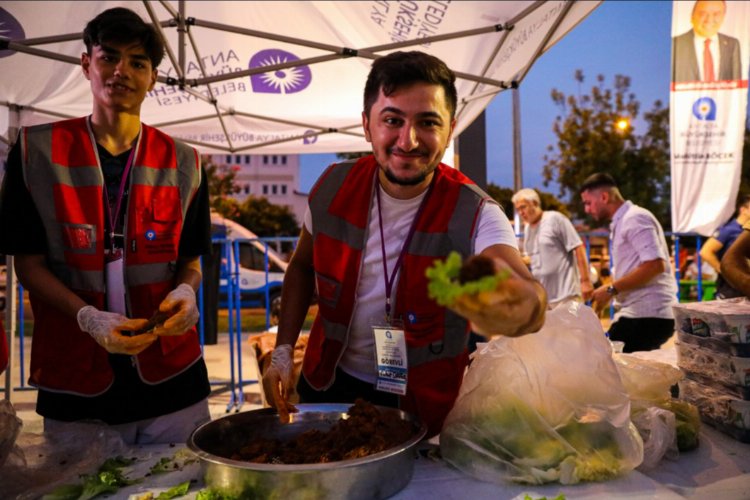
<box><xmin>304</xmin><ymin>184</ymin><xmax>516</xmax><ymax>382</ymax></box>
<box><xmin>523</xmin><ymin>211</ymin><xmax>583</xmax><ymax>303</ymax></box>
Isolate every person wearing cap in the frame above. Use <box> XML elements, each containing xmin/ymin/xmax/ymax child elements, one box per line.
<box><xmin>580</xmin><ymin>173</ymin><xmax>677</xmax><ymax>352</ymax></box>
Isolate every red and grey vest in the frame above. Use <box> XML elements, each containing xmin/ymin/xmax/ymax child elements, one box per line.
<box><xmin>20</xmin><ymin>116</ymin><xmax>203</xmax><ymax>396</ymax></box>
<box><xmin>303</xmin><ymin>155</ymin><xmax>495</xmax><ymax>436</ymax></box>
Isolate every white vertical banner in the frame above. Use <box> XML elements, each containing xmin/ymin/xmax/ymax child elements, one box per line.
<box><xmin>670</xmin><ymin>0</ymin><xmax>750</xmax><ymax>235</ymax></box>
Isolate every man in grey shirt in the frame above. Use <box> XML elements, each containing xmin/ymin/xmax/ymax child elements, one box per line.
<box><xmin>513</xmin><ymin>188</ymin><xmax>593</xmax><ymax>305</ymax></box>
<box><xmin>580</xmin><ymin>173</ymin><xmax>677</xmax><ymax>352</ymax></box>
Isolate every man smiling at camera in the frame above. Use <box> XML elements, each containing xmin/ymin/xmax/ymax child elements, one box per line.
<box><xmin>265</xmin><ymin>51</ymin><xmax>546</xmax><ymax>437</ymax></box>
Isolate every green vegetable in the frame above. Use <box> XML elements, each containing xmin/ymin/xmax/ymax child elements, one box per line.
<box><xmin>196</xmin><ymin>490</ymin><xmax>238</xmax><ymax>500</ymax></box>
<box><xmin>660</xmin><ymin>399</ymin><xmax>700</xmax><ymax>451</ymax></box>
<box><xmin>156</xmin><ymin>481</ymin><xmax>191</xmax><ymax>499</ymax></box>
<box><xmin>42</xmin><ymin>456</ymin><xmax>139</xmax><ymax>500</ymax></box>
<box><xmin>425</xmin><ymin>251</ymin><xmax>508</xmax><ymax>306</ymax></box>
<box><xmin>442</xmin><ymin>398</ymin><xmax>629</xmax><ymax>485</ymax></box>
<box><xmin>524</xmin><ymin>494</ymin><xmax>566</xmax><ymax>500</ymax></box>
<box><xmin>150</xmin><ymin>449</ymin><xmax>199</xmax><ymax>475</ymax></box>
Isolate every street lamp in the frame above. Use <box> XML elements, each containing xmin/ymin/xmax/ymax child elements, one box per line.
<box><xmin>615</xmin><ymin>118</ymin><xmax>630</xmax><ymax>132</ymax></box>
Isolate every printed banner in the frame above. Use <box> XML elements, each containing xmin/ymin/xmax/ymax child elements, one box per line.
<box><xmin>670</xmin><ymin>0</ymin><xmax>750</xmax><ymax>235</ymax></box>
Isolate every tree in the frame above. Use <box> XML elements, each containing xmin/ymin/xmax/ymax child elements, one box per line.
<box><xmin>542</xmin><ymin>71</ymin><xmax>671</xmax><ymax>228</ymax></box>
<box><xmin>233</xmin><ymin>195</ymin><xmax>300</xmax><ymax>238</ymax></box>
<box><xmin>203</xmin><ymin>155</ymin><xmax>241</xmax><ymax>214</ymax></box>
<box><xmin>203</xmin><ymin>155</ymin><xmax>300</xmax><ymax>242</ymax></box>
<box><xmin>485</xmin><ymin>183</ymin><xmax>569</xmax><ymax>219</ymax></box>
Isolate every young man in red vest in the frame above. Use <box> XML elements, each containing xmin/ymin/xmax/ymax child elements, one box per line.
<box><xmin>266</xmin><ymin>51</ymin><xmax>547</xmax><ymax>436</ymax></box>
<box><xmin>0</xmin><ymin>8</ymin><xmax>211</xmax><ymax>444</ymax></box>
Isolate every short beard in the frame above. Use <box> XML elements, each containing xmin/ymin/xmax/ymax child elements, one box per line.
<box><xmin>383</xmin><ymin>166</ymin><xmax>435</xmax><ymax>186</ymax></box>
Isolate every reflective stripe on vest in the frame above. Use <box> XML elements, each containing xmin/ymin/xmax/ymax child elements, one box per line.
<box><xmin>21</xmin><ymin>117</ymin><xmax>199</xmax><ymax>299</ymax></box>
<box><xmin>20</xmin><ymin>117</ymin><xmax>202</xmax><ymax>394</ymax></box>
<box><xmin>305</xmin><ymin>156</ymin><xmax>495</xmax><ymax>383</ymax></box>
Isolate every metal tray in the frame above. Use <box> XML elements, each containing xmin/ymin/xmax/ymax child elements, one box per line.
<box><xmin>188</xmin><ymin>403</ymin><xmax>427</xmax><ymax>499</ymax></box>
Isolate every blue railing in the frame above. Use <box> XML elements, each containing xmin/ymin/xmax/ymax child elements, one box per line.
<box><xmin>0</xmin><ymin>231</ymin><xmax>718</xmax><ymax>403</ymax></box>
<box><xmin>1</xmin><ymin>236</ymin><xmax>297</xmax><ymax>412</ymax></box>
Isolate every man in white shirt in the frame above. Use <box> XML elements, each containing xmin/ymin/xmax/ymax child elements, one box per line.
<box><xmin>580</xmin><ymin>173</ymin><xmax>677</xmax><ymax>352</ymax></box>
<box><xmin>265</xmin><ymin>51</ymin><xmax>547</xmax><ymax>436</ymax></box>
<box><xmin>513</xmin><ymin>188</ymin><xmax>593</xmax><ymax>305</ymax></box>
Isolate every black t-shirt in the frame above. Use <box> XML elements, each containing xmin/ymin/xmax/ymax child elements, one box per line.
<box><xmin>0</xmin><ymin>139</ymin><xmax>211</xmax><ymax>423</ymax></box>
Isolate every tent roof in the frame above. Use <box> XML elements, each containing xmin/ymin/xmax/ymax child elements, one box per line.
<box><xmin>0</xmin><ymin>1</ymin><xmax>601</xmax><ymax>155</ymax></box>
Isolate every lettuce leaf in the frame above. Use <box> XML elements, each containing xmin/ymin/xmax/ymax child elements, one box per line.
<box><xmin>426</xmin><ymin>251</ymin><xmax>508</xmax><ymax>306</ymax></box>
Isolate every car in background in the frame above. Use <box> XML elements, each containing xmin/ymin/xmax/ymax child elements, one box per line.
<box><xmin>211</xmin><ymin>214</ymin><xmax>288</xmax><ymax>310</ymax></box>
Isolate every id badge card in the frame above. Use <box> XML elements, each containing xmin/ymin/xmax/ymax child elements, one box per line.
<box><xmin>105</xmin><ymin>249</ymin><xmax>126</xmax><ymax>315</ymax></box>
<box><xmin>373</xmin><ymin>325</ymin><xmax>408</xmax><ymax>395</ymax></box>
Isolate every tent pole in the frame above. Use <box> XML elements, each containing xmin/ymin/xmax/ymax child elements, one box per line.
<box><xmin>4</xmin><ymin>105</ymin><xmax>20</xmax><ymax>402</ymax></box>
<box><xmin>512</xmin><ymin>87</ymin><xmax>524</xmax><ymax>238</ymax></box>
<box><xmin>512</xmin><ymin>87</ymin><xmax>523</xmax><ymax>192</ymax></box>
<box><xmin>178</xmin><ymin>0</ymin><xmax>186</xmax><ymax>77</ymax></box>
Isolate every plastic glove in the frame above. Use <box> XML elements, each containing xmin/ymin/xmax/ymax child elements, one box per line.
<box><xmin>151</xmin><ymin>283</ymin><xmax>199</xmax><ymax>336</ymax></box>
<box><xmin>263</xmin><ymin>344</ymin><xmax>298</xmax><ymax>423</ymax></box>
<box><xmin>77</xmin><ymin>305</ymin><xmax>157</xmax><ymax>355</ymax></box>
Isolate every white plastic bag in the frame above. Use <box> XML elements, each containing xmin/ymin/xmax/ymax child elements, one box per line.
<box><xmin>441</xmin><ymin>301</ymin><xmax>644</xmax><ymax>485</ymax></box>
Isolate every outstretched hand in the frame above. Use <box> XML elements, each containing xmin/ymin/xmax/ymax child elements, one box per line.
<box><xmin>448</xmin><ymin>256</ymin><xmax>545</xmax><ymax>337</ymax></box>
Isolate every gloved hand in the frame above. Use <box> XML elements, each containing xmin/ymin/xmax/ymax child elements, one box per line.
<box><xmin>263</xmin><ymin>344</ymin><xmax>298</xmax><ymax>423</ymax></box>
<box><xmin>152</xmin><ymin>283</ymin><xmax>199</xmax><ymax>336</ymax></box>
<box><xmin>77</xmin><ymin>305</ymin><xmax>157</xmax><ymax>355</ymax></box>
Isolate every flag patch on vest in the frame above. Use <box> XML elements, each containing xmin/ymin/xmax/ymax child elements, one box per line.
<box><xmin>62</xmin><ymin>224</ymin><xmax>95</xmax><ymax>250</ymax></box>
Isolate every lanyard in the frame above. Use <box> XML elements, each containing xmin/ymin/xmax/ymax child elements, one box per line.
<box><xmin>375</xmin><ymin>173</ymin><xmax>435</xmax><ymax>322</ymax></box>
<box><xmin>103</xmin><ymin>147</ymin><xmax>136</xmax><ymax>250</ymax></box>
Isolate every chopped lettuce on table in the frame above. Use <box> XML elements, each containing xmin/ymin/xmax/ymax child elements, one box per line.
<box><xmin>42</xmin><ymin>456</ymin><xmax>139</xmax><ymax>500</ymax></box>
<box><xmin>425</xmin><ymin>251</ymin><xmax>508</xmax><ymax>306</ymax></box>
<box><xmin>149</xmin><ymin>449</ymin><xmax>199</xmax><ymax>475</ymax></box>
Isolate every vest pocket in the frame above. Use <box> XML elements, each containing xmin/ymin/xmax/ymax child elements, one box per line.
<box><xmin>61</xmin><ymin>223</ymin><xmax>96</xmax><ymax>253</ymax></box>
<box><xmin>315</xmin><ymin>272</ymin><xmax>342</xmax><ymax>308</ymax></box>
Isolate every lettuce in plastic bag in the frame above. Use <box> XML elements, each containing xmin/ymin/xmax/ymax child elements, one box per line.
<box><xmin>440</xmin><ymin>301</ymin><xmax>644</xmax><ymax>485</ymax></box>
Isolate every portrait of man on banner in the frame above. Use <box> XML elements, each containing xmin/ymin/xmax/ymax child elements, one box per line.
<box><xmin>671</xmin><ymin>0</ymin><xmax>743</xmax><ymax>83</ymax></box>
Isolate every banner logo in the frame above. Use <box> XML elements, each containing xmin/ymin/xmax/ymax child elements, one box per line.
<box><xmin>248</xmin><ymin>49</ymin><xmax>311</xmax><ymax>94</ymax></box>
<box><xmin>302</xmin><ymin>129</ymin><xmax>318</xmax><ymax>145</ymax></box>
<box><xmin>0</xmin><ymin>8</ymin><xmax>25</xmax><ymax>59</ymax></box>
<box><xmin>692</xmin><ymin>97</ymin><xmax>717</xmax><ymax>121</ymax></box>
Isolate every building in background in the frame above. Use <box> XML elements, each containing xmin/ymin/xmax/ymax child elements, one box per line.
<box><xmin>211</xmin><ymin>153</ymin><xmax>309</xmax><ymax>225</ymax></box>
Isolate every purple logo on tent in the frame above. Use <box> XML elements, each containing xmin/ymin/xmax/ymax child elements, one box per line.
<box><xmin>302</xmin><ymin>129</ymin><xmax>318</xmax><ymax>145</ymax></box>
<box><xmin>249</xmin><ymin>49</ymin><xmax>311</xmax><ymax>94</ymax></box>
<box><xmin>0</xmin><ymin>8</ymin><xmax>26</xmax><ymax>59</ymax></box>
<box><xmin>692</xmin><ymin>97</ymin><xmax>716</xmax><ymax>121</ymax></box>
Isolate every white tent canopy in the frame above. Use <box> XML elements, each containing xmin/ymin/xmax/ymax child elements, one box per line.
<box><xmin>0</xmin><ymin>0</ymin><xmax>600</xmax><ymax>156</ymax></box>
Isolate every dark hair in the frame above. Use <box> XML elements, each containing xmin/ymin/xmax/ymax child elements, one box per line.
<box><xmin>83</xmin><ymin>7</ymin><xmax>165</xmax><ymax>68</ymax></box>
<box><xmin>581</xmin><ymin>172</ymin><xmax>618</xmax><ymax>192</ymax></box>
<box><xmin>363</xmin><ymin>51</ymin><xmax>458</xmax><ymax>119</ymax></box>
<box><xmin>736</xmin><ymin>194</ymin><xmax>750</xmax><ymax>210</ymax></box>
